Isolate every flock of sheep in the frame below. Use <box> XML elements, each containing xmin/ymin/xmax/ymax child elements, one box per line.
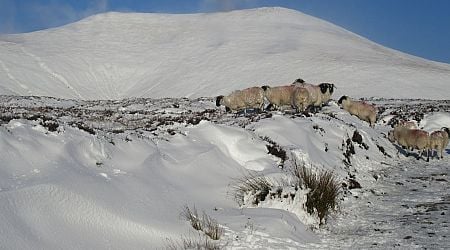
<box><xmin>388</xmin><ymin>121</ymin><xmax>449</xmax><ymax>162</ymax></box>
<box><xmin>215</xmin><ymin>78</ymin><xmax>449</xmax><ymax>162</ymax></box>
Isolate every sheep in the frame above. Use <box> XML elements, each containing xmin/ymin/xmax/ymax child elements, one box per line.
<box><xmin>397</xmin><ymin>120</ymin><xmax>418</xmax><ymax>129</ymax></box>
<box><xmin>261</xmin><ymin>85</ymin><xmax>297</xmax><ymax>111</ymax></box>
<box><xmin>338</xmin><ymin>96</ymin><xmax>377</xmax><ymax>127</ymax></box>
<box><xmin>429</xmin><ymin>127</ymin><xmax>449</xmax><ymax>159</ymax></box>
<box><xmin>261</xmin><ymin>79</ymin><xmax>305</xmax><ymax>111</ymax></box>
<box><xmin>292</xmin><ymin>79</ymin><xmax>335</xmax><ymax>112</ymax></box>
<box><xmin>215</xmin><ymin>86</ymin><xmax>265</xmax><ymax>113</ymax></box>
<box><xmin>388</xmin><ymin>124</ymin><xmax>431</xmax><ymax>161</ymax></box>
<box><xmin>291</xmin><ymin>86</ymin><xmax>312</xmax><ymax>112</ymax></box>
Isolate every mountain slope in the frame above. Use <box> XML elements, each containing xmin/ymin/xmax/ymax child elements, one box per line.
<box><xmin>0</xmin><ymin>7</ymin><xmax>449</xmax><ymax>100</ymax></box>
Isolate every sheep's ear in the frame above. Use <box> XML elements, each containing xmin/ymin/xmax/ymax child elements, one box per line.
<box><xmin>216</xmin><ymin>95</ymin><xmax>224</xmax><ymax>107</ymax></box>
<box><xmin>337</xmin><ymin>95</ymin><xmax>347</xmax><ymax>104</ymax></box>
<box><xmin>329</xmin><ymin>84</ymin><xmax>335</xmax><ymax>94</ymax></box>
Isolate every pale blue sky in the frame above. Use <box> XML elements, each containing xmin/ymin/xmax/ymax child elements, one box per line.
<box><xmin>1</xmin><ymin>0</ymin><xmax>449</xmax><ymax>64</ymax></box>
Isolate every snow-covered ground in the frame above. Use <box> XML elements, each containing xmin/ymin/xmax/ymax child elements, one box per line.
<box><xmin>1</xmin><ymin>95</ymin><xmax>449</xmax><ymax>249</ymax></box>
<box><xmin>1</xmin><ymin>7</ymin><xmax>449</xmax><ymax>100</ymax></box>
<box><xmin>1</xmin><ymin>6</ymin><xmax>450</xmax><ymax>249</ymax></box>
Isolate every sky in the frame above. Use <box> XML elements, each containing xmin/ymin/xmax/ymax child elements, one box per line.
<box><xmin>0</xmin><ymin>0</ymin><xmax>449</xmax><ymax>64</ymax></box>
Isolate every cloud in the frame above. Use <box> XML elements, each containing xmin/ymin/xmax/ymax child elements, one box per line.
<box><xmin>0</xmin><ymin>0</ymin><xmax>110</xmax><ymax>34</ymax></box>
<box><xmin>200</xmin><ymin>0</ymin><xmax>259</xmax><ymax>12</ymax></box>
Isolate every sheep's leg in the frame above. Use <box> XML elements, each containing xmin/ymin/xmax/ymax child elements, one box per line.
<box><xmin>225</xmin><ymin>107</ymin><xmax>231</xmax><ymax>113</ymax></box>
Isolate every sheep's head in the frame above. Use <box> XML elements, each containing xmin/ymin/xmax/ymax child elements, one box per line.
<box><xmin>294</xmin><ymin>78</ymin><xmax>305</xmax><ymax>84</ymax></box>
<box><xmin>261</xmin><ymin>85</ymin><xmax>270</xmax><ymax>91</ymax></box>
<box><xmin>319</xmin><ymin>83</ymin><xmax>334</xmax><ymax>94</ymax></box>
<box><xmin>337</xmin><ymin>95</ymin><xmax>348</xmax><ymax>105</ymax></box>
<box><xmin>215</xmin><ymin>95</ymin><xmax>224</xmax><ymax>107</ymax></box>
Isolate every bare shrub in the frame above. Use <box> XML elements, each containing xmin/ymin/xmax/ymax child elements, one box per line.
<box><xmin>231</xmin><ymin>173</ymin><xmax>273</xmax><ymax>206</ymax></box>
<box><xmin>292</xmin><ymin>161</ymin><xmax>341</xmax><ymax>225</ymax></box>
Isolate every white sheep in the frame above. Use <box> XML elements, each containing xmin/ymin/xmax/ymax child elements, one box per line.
<box><xmin>338</xmin><ymin>96</ymin><xmax>377</xmax><ymax>127</ymax></box>
<box><xmin>397</xmin><ymin>120</ymin><xmax>418</xmax><ymax>129</ymax></box>
<box><xmin>429</xmin><ymin>127</ymin><xmax>449</xmax><ymax>159</ymax></box>
<box><xmin>292</xmin><ymin>79</ymin><xmax>335</xmax><ymax>112</ymax></box>
<box><xmin>216</xmin><ymin>86</ymin><xmax>265</xmax><ymax>113</ymax></box>
<box><xmin>388</xmin><ymin>125</ymin><xmax>431</xmax><ymax>161</ymax></box>
<box><xmin>261</xmin><ymin>85</ymin><xmax>297</xmax><ymax>111</ymax></box>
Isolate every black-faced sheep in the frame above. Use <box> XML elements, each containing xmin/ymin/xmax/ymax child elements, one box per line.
<box><xmin>216</xmin><ymin>86</ymin><xmax>265</xmax><ymax>113</ymax></box>
<box><xmin>388</xmin><ymin>124</ymin><xmax>431</xmax><ymax>161</ymax></box>
<box><xmin>292</xmin><ymin>80</ymin><xmax>335</xmax><ymax>112</ymax></box>
<box><xmin>338</xmin><ymin>96</ymin><xmax>377</xmax><ymax>127</ymax></box>
<box><xmin>429</xmin><ymin>127</ymin><xmax>449</xmax><ymax>159</ymax></box>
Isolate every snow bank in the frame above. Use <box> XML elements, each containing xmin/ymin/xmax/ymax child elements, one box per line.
<box><xmin>420</xmin><ymin>112</ymin><xmax>450</xmax><ymax>132</ymax></box>
<box><xmin>1</xmin><ymin>118</ymin><xmax>322</xmax><ymax>248</ymax></box>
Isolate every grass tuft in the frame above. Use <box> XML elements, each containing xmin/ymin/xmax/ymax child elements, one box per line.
<box><xmin>181</xmin><ymin>205</ymin><xmax>223</xmax><ymax>241</ymax></box>
<box><xmin>292</xmin><ymin>161</ymin><xmax>341</xmax><ymax>225</ymax></box>
<box><xmin>231</xmin><ymin>173</ymin><xmax>273</xmax><ymax>206</ymax></box>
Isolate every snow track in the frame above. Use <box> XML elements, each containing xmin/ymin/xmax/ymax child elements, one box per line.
<box><xmin>0</xmin><ymin>59</ymin><xmax>28</xmax><ymax>94</ymax></box>
<box><xmin>319</xmin><ymin>159</ymin><xmax>450</xmax><ymax>249</ymax></box>
<box><xmin>20</xmin><ymin>47</ymin><xmax>84</xmax><ymax>99</ymax></box>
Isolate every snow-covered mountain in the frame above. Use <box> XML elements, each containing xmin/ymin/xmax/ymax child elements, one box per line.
<box><xmin>0</xmin><ymin>7</ymin><xmax>449</xmax><ymax>100</ymax></box>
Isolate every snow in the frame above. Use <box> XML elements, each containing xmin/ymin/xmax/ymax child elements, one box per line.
<box><xmin>0</xmin><ymin>7</ymin><xmax>449</xmax><ymax>250</ymax></box>
<box><xmin>0</xmin><ymin>7</ymin><xmax>449</xmax><ymax>100</ymax></box>
<box><xmin>420</xmin><ymin>112</ymin><xmax>450</xmax><ymax>132</ymax></box>
<box><xmin>1</xmin><ymin>95</ymin><xmax>448</xmax><ymax>249</ymax></box>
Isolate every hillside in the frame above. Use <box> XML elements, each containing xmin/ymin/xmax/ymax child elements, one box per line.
<box><xmin>0</xmin><ymin>7</ymin><xmax>449</xmax><ymax>100</ymax></box>
<box><xmin>1</xmin><ymin>95</ymin><xmax>449</xmax><ymax>248</ymax></box>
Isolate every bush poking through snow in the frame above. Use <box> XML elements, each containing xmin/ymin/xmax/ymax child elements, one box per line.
<box><xmin>231</xmin><ymin>173</ymin><xmax>273</xmax><ymax>206</ymax></box>
<box><xmin>292</xmin><ymin>162</ymin><xmax>341</xmax><ymax>225</ymax></box>
<box><xmin>181</xmin><ymin>205</ymin><xmax>224</xmax><ymax>241</ymax></box>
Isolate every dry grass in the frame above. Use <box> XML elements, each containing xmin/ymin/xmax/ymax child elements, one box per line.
<box><xmin>202</xmin><ymin>212</ymin><xmax>224</xmax><ymax>240</ymax></box>
<box><xmin>166</xmin><ymin>235</ymin><xmax>222</xmax><ymax>250</ymax></box>
<box><xmin>292</xmin><ymin>161</ymin><xmax>341</xmax><ymax>225</ymax></box>
<box><xmin>231</xmin><ymin>172</ymin><xmax>273</xmax><ymax>206</ymax></box>
<box><xmin>181</xmin><ymin>205</ymin><xmax>203</xmax><ymax>231</ymax></box>
<box><xmin>181</xmin><ymin>205</ymin><xmax>224</xmax><ymax>241</ymax></box>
